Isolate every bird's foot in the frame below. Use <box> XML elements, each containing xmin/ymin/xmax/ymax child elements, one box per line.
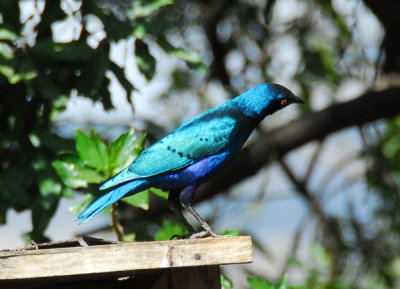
<box><xmin>189</xmin><ymin>229</ymin><xmax>220</xmax><ymax>239</ymax></box>
<box><xmin>170</xmin><ymin>233</ymin><xmax>192</xmax><ymax>240</ymax></box>
<box><xmin>170</xmin><ymin>229</ymin><xmax>220</xmax><ymax>240</ymax></box>
<box><xmin>189</xmin><ymin>231</ymin><xmax>212</xmax><ymax>239</ymax></box>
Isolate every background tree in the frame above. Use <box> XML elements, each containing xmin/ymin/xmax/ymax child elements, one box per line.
<box><xmin>1</xmin><ymin>0</ymin><xmax>400</xmax><ymax>288</ymax></box>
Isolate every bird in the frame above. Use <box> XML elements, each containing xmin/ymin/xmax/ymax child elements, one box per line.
<box><xmin>76</xmin><ymin>83</ymin><xmax>304</xmax><ymax>238</ymax></box>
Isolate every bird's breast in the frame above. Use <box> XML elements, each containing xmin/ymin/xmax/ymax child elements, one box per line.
<box><xmin>149</xmin><ymin>149</ymin><xmax>234</xmax><ymax>190</ymax></box>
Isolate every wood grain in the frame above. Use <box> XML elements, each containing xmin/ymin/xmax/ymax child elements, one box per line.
<box><xmin>0</xmin><ymin>236</ymin><xmax>253</xmax><ymax>281</ymax></box>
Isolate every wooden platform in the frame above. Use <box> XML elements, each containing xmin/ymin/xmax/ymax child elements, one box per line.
<box><xmin>0</xmin><ymin>236</ymin><xmax>253</xmax><ymax>289</ymax></box>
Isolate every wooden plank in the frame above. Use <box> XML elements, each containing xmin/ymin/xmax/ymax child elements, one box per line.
<box><xmin>0</xmin><ymin>236</ymin><xmax>253</xmax><ymax>281</ymax></box>
<box><xmin>169</xmin><ymin>266</ymin><xmax>221</xmax><ymax>289</ymax></box>
<box><xmin>0</xmin><ymin>267</ymin><xmax>222</xmax><ymax>289</ymax></box>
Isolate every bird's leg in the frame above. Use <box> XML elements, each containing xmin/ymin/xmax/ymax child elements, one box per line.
<box><xmin>168</xmin><ymin>191</ymin><xmax>196</xmax><ymax>239</ymax></box>
<box><xmin>180</xmin><ymin>186</ymin><xmax>218</xmax><ymax>238</ymax></box>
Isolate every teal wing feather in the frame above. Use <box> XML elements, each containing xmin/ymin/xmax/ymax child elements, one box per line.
<box><xmin>132</xmin><ymin>112</ymin><xmax>237</xmax><ymax>176</ymax></box>
<box><xmin>100</xmin><ymin>105</ymin><xmax>241</xmax><ymax>190</ymax></box>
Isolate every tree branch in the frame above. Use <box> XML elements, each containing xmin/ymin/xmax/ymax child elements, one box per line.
<box><xmin>363</xmin><ymin>0</ymin><xmax>400</xmax><ymax>73</ymax></box>
<box><xmin>204</xmin><ymin>0</ymin><xmax>232</xmax><ymax>84</ymax></box>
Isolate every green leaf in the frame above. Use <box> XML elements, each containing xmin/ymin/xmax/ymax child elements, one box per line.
<box><xmin>29</xmin><ymin>133</ymin><xmax>41</xmax><ymax>148</ymax></box>
<box><xmin>383</xmin><ymin>134</ymin><xmax>400</xmax><ymax>159</ymax></box>
<box><xmin>69</xmin><ymin>193</ymin><xmax>95</xmax><ymax>214</ymax></box>
<box><xmin>247</xmin><ymin>277</ymin><xmax>274</xmax><ymax>289</ymax></box>
<box><xmin>276</xmin><ymin>275</ymin><xmax>289</xmax><ymax>289</ymax></box>
<box><xmin>310</xmin><ymin>243</ymin><xmax>332</xmax><ymax>268</ymax></box>
<box><xmin>62</xmin><ymin>187</ymin><xmax>75</xmax><ymax>199</ymax></box>
<box><xmin>169</xmin><ymin>48</ymin><xmax>202</xmax><ymax>63</ymax></box>
<box><xmin>150</xmin><ymin>188</ymin><xmax>168</xmax><ymax>200</ymax></box>
<box><xmin>109</xmin><ymin>128</ymin><xmax>137</xmax><ymax>172</ymax></box>
<box><xmin>0</xmin><ymin>64</ymin><xmax>15</xmax><ymax>79</ymax></box>
<box><xmin>39</xmin><ymin>177</ymin><xmax>62</xmax><ymax>197</ymax></box>
<box><xmin>221</xmin><ymin>274</ymin><xmax>233</xmax><ymax>289</ymax></box>
<box><xmin>135</xmin><ymin>39</ymin><xmax>156</xmax><ymax>81</ymax></box>
<box><xmin>89</xmin><ymin>129</ymin><xmax>109</xmax><ymax>168</ymax></box>
<box><xmin>9</xmin><ymin>70</ymin><xmax>37</xmax><ymax>84</ymax></box>
<box><xmin>154</xmin><ymin>220</ymin><xmax>188</xmax><ymax>241</ymax></box>
<box><xmin>122</xmin><ymin>233</ymin><xmax>136</xmax><ymax>242</ymax></box>
<box><xmin>53</xmin><ymin>153</ymin><xmax>105</xmax><ymax>189</ymax></box>
<box><xmin>0</xmin><ymin>28</ymin><xmax>18</xmax><ymax>41</ymax></box>
<box><xmin>122</xmin><ymin>190</ymin><xmax>149</xmax><ymax>210</ymax></box>
<box><xmin>76</xmin><ymin>129</ymin><xmax>109</xmax><ymax>170</ymax></box>
<box><xmin>219</xmin><ymin>229</ymin><xmax>240</xmax><ymax>236</ymax></box>
<box><xmin>247</xmin><ymin>276</ymin><xmax>290</xmax><ymax>289</ymax></box>
<box><xmin>77</xmin><ymin>167</ymin><xmax>106</xmax><ymax>183</ymax></box>
<box><xmin>0</xmin><ymin>50</ymin><xmax>35</xmax><ymax>84</ymax></box>
<box><xmin>135</xmin><ymin>132</ymin><xmax>147</xmax><ymax>154</ymax></box>
<box><xmin>53</xmin><ymin>158</ymin><xmax>88</xmax><ymax>189</ymax></box>
<box><xmin>0</xmin><ymin>43</ymin><xmax>14</xmax><ymax>60</ymax></box>
<box><xmin>133</xmin><ymin>24</ymin><xmax>147</xmax><ymax>39</ymax></box>
<box><xmin>172</xmin><ymin>71</ymin><xmax>190</xmax><ymax>89</ymax></box>
<box><xmin>129</xmin><ymin>0</ymin><xmax>174</xmax><ymax>19</ymax></box>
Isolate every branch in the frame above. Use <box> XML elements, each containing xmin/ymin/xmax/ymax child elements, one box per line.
<box><xmin>204</xmin><ymin>0</ymin><xmax>232</xmax><ymax>84</ymax></box>
<box><xmin>363</xmin><ymin>0</ymin><xmax>400</xmax><ymax>73</ymax></box>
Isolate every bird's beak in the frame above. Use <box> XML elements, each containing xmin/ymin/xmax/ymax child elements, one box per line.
<box><xmin>293</xmin><ymin>95</ymin><xmax>305</xmax><ymax>104</ymax></box>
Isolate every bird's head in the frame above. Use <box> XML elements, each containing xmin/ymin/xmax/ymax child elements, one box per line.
<box><xmin>233</xmin><ymin>83</ymin><xmax>304</xmax><ymax>119</ymax></box>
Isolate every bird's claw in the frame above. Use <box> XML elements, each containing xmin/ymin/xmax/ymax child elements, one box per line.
<box><xmin>170</xmin><ymin>233</ymin><xmax>192</xmax><ymax>240</ymax></box>
<box><xmin>189</xmin><ymin>231</ymin><xmax>211</xmax><ymax>239</ymax></box>
<box><xmin>189</xmin><ymin>230</ymin><xmax>220</xmax><ymax>239</ymax></box>
<box><xmin>170</xmin><ymin>229</ymin><xmax>220</xmax><ymax>240</ymax></box>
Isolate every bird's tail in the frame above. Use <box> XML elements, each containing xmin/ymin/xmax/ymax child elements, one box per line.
<box><xmin>75</xmin><ymin>179</ymin><xmax>150</xmax><ymax>224</ymax></box>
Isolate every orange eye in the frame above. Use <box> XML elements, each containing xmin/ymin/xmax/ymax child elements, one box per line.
<box><xmin>280</xmin><ymin>99</ymin><xmax>287</xmax><ymax>106</ymax></box>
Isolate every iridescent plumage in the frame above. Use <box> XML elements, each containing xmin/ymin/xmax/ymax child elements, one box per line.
<box><xmin>76</xmin><ymin>83</ymin><xmax>304</xmax><ymax>238</ymax></box>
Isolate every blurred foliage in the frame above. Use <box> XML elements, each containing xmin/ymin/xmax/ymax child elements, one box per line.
<box><xmin>247</xmin><ymin>245</ymin><xmax>360</xmax><ymax>289</ymax></box>
<box><xmin>363</xmin><ymin>116</ymin><xmax>400</xmax><ymax>288</ymax></box>
<box><xmin>154</xmin><ymin>219</ymin><xmax>188</xmax><ymax>241</ymax></box>
<box><xmin>246</xmin><ymin>246</ymin><xmax>349</xmax><ymax>289</ymax></box>
<box><xmin>152</xmin><ymin>221</ymin><xmax>239</xmax><ymax>241</ymax></box>
<box><xmin>248</xmin><ymin>275</ymin><xmax>289</xmax><ymax>289</ymax></box>
<box><xmin>219</xmin><ymin>229</ymin><xmax>240</xmax><ymax>237</ymax></box>
<box><xmin>0</xmin><ymin>0</ymin><xmax>352</xmax><ymax>242</ymax></box>
<box><xmin>221</xmin><ymin>274</ymin><xmax>233</xmax><ymax>289</ymax></box>
<box><xmin>0</xmin><ymin>0</ymin><xmax>177</xmax><ymax>243</ymax></box>
<box><xmin>1</xmin><ymin>0</ymin><xmax>400</xmax><ymax>288</ymax></box>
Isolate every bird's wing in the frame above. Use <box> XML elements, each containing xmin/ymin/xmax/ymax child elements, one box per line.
<box><xmin>131</xmin><ymin>110</ymin><xmax>237</xmax><ymax>176</ymax></box>
<box><xmin>100</xmin><ymin>107</ymin><xmax>239</xmax><ymax>190</ymax></box>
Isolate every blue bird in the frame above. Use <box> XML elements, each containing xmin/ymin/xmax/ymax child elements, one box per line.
<box><xmin>76</xmin><ymin>83</ymin><xmax>304</xmax><ymax>238</ymax></box>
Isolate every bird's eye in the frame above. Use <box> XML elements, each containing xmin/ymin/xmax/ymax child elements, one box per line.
<box><xmin>280</xmin><ymin>99</ymin><xmax>288</xmax><ymax>106</ymax></box>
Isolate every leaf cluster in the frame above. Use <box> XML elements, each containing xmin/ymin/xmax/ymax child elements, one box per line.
<box><xmin>54</xmin><ymin>128</ymin><xmax>154</xmax><ymax>214</ymax></box>
<box><xmin>0</xmin><ymin>0</ymin><xmax>173</xmax><ymax>243</ymax></box>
